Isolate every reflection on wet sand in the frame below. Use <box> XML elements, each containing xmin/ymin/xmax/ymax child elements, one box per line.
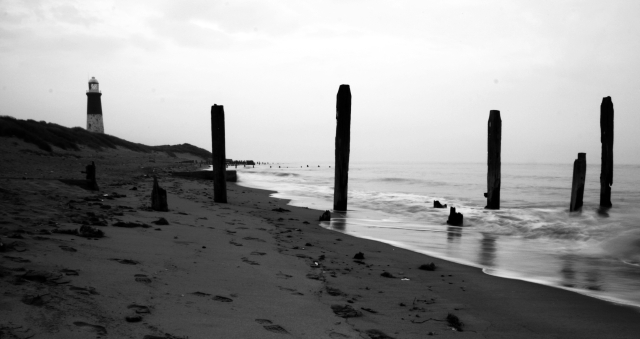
<box><xmin>560</xmin><ymin>254</ymin><xmax>603</xmax><ymax>291</ymax></box>
<box><xmin>560</xmin><ymin>255</ymin><xmax>577</xmax><ymax>288</ymax></box>
<box><xmin>478</xmin><ymin>233</ymin><xmax>497</xmax><ymax>267</ymax></box>
<box><xmin>447</xmin><ymin>226</ymin><xmax>462</xmax><ymax>243</ymax></box>
<box><xmin>329</xmin><ymin>214</ymin><xmax>347</xmax><ymax>231</ymax></box>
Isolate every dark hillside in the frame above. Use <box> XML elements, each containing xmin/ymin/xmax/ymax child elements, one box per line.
<box><xmin>0</xmin><ymin>116</ymin><xmax>211</xmax><ymax>160</ymax></box>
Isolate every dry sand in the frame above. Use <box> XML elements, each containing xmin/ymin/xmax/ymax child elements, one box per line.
<box><xmin>1</xmin><ymin>136</ymin><xmax>639</xmax><ymax>338</ymax></box>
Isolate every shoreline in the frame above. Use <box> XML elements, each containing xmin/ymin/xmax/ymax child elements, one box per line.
<box><xmin>232</xmin><ymin>166</ymin><xmax>640</xmax><ymax>310</ymax></box>
<box><xmin>1</xmin><ymin>140</ymin><xmax>640</xmax><ymax>338</ymax></box>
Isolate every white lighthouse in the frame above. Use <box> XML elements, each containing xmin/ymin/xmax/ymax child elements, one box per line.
<box><xmin>86</xmin><ymin>77</ymin><xmax>104</xmax><ymax>133</ymax></box>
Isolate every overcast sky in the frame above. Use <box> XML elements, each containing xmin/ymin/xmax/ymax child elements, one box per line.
<box><xmin>1</xmin><ymin>0</ymin><xmax>639</xmax><ymax>164</ymax></box>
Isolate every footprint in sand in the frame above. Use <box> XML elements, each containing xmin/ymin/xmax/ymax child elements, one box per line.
<box><xmin>255</xmin><ymin>319</ymin><xmax>272</xmax><ymax>325</ymax></box>
<box><xmin>329</xmin><ymin>332</ymin><xmax>351</xmax><ymax>338</ymax></box>
<box><xmin>241</xmin><ymin>257</ymin><xmax>260</xmax><ymax>266</ymax></box>
<box><xmin>134</xmin><ymin>274</ymin><xmax>152</xmax><ymax>283</ymax></box>
<box><xmin>229</xmin><ymin>240</ymin><xmax>243</xmax><ymax>247</ymax></box>
<box><xmin>213</xmin><ymin>295</ymin><xmax>233</xmax><ymax>302</ymax></box>
<box><xmin>250</xmin><ymin>251</ymin><xmax>266</xmax><ymax>256</ymax></box>
<box><xmin>243</xmin><ymin>237</ymin><xmax>265</xmax><ymax>242</ymax></box>
<box><xmin>278</xmin><ymin>286</ymin><xmax>304</xmax><ymax>296</ymax></box>
<box><xmin>326</xmin><ymin>286</ymin><xmax>344</xmax><ymax>296</ymax></box>
<box><xmin>73</xmin><ymin>321</ymin><xmax>107</xmax><ymax>336</ymax></box>
<box><xmin>276</xmin><ymin>272</ymin><xmax>292</xmax><ymax>279</ymax></box>
<box><xmin>60</xmin><ymin>268</ymin><xmax>79</xmax><ymax>276</ymax></box>
<box><xmin>190</xmin><ymin>291</ymin><xmax>211</xmax><ymax>297</ymax></box>
<box><xmin>110</xmin><ymin>258</ymin><xmax>140</xmax><ymax>265</ymax></box>
<box><xmin>59</xmin><ymin>245</ymin><xmax>77</xmax><ymax>252</ymax></box>
<box><xmin>69</xmin><ymin>286</ymin><xmax>99</xmax><ymax>295</ymax></box>
<box><xmin>263</xmin><ymin>324</ymin><xmax>290</xmax><ymax>335</ymax></box>
<box><xmin>3</xmin><ymin>256</ymin><xmax>31</xmax><ymax>263</ymax></box>
<box><xmin>365</xmin><ymin>329</ymin><xmax>394</xmax><ymax>339</ymax></box>
<box><xmin>128</xmin><ymin>304</ymin><xmax>151</xmax><ymax>314</ymax></box>
<box><xmin>22</xmin><ymin>294</ymin><xmax>51</xmax><ymax>307</ymax></box>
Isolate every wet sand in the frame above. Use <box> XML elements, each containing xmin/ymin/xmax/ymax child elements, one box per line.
<box><xmin>1</xmin><ymin>136</ymin><xmax>639</xmax><ymax>338</ymax></box>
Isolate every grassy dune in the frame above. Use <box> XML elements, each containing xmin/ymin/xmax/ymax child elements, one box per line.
<box><xmin>0</xmin><ymin>116</ymin><xmax>210</xmax><ymax>159</ymax></box>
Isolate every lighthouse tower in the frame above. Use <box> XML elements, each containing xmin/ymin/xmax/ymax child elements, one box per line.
<box><xmin>86</xmin><ymin>77</ymin><xmax>104</xmax><ymax>133</ymax></box>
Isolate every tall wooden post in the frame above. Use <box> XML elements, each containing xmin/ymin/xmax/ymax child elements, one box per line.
<box><xmin>334</xmin><ymin>85</ymin><xmax>351</xmax><ymax>211</ymax></box>
<box><xmin>600</xmin><ymin>97</ymin><xmax>614</xmax><ymax>208</ymax></box>
<box><xmin>486</xmin><ymin>110</ymin><xmax>501</xmax><ymax>209</ymax></box>
<box><xmin>570</xmin><ymin>153</ymin><xmax>587</xmax><ymax>212</ymax></box>
<box><xmin>211</xmin><ymin>104</ymin><xmax>227</xmax><ymax>203</ymax></box>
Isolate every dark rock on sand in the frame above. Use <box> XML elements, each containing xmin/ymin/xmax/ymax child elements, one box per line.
<box><xmin>331</xmin><ymin>304</ymin><xmax>363</xmax><ymax>318</ymax></box>
<box><xmin>419</xmin><ymin>263</ymin><xmax>437</xmax><ymax>271</ymax></box>
<box><xmin>380</xmin><ymin>271</ymin><xmax>395</xmax><ymax>278</ymax></box>
<box><xmin>319</xmin><ymin>210</ymin><xmax>331</xmax><ymax>221</ymax></box>
<box><xmin>152</xmin><ymin>217</ymin><xmax>170</xmax><ymax>225</ymax></box>
<box><xmin>125</xmin><ymin>315</ymin><xmax>143</xmax><ymax>322</ymax></box>
<box><xmin>433</xmin><ymin>200</ymin><xmax>447</xmax><ymax>208</ymax></box>
<box><xmin>447</xmin><ymin>313</ymin><xmax>464</xmax><ymax>331</ymax></box>
<box><xmin>446</xmin><ymin>207</ymin><xmax>463</xmax><ymax>226</ymax></box>
<box><xmin>272</xmin><ymin>207</ymin><xmax>291</xmax><ymax>212</ymax></box>
<box><xmin>353</xmin><ymin>252</ymin><xmax>365</xmax><ymax>260</ymax></box>
<box><xmin>78</xmin><ymin>225</ymin><xmax>104</xmax><ymax>238</ymax></box>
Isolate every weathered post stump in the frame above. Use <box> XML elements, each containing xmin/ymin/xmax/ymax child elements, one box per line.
<box><xmin>151</xmin><ymin>176</ymin><xmax>168</xmax><ymax>211</ymax></box>
<box><xmin>211</xmin><ymin>104</ymin><xmax>228</xmax><ymax>203</ymax></box>
<box><xmin>485</xmin><ymin>110</ymin><xmax>501</xmax><ymax>209</ymax></box>
<box><xmin>446</xmin><ymin>207</ymin><xmax>463</xmax><ymax>226</ymax></box>
<box><xmin>570</xmin><ymin>153</ymin><xmax>587</xmax><ymax>212</ymax></box>
<box><xmin>433</xmin><ymin>200</ymin><xmax>447</xmax><ymax>209</ymax></box>
<box><xmin>319</xmin><ymin>210</ymin><xmax>331</xmax><ymax>221</ymax></box>
<box><xmin>334</xmin><ymin>84</ymin><xmax>352</xmax><ymax>211</ymax></box>
<box><xmin>600</xmin><ymin>97</ymin><xmax>614</xmax><ymax>208</ymax></box>
<box><xmin>85</xmin><ymin>161</ymin><xmax>99</xmax><ymax>191</ymax></box>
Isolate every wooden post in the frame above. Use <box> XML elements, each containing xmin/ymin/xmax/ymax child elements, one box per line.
<box><xmin>333</xmin><ymin>84</ymin><xmax>351</xmax><ymax>211</ymax></box>
<box><xmin>151</xmin><ymin>176</ymin><xmax>169</xmax><ymax>211</ymax></box>
<box><xmin>211</xmin><ymin>104</ymin><xmax>227</xmax><ymax>203</ymax></box>
<box><xmin>485</xmin><ymin>110</ymin><xmax>501</xmax><ymax>209</ymax></box>
<box><xmin>570</xmin><ymin>153</ymin><xmax>587</xmax><ymax>212</ymax></box>
<box><xmin>85</xmin><ymin>161</ymin><xmax>99</xmax><ymax>191</ymax></box>
<box><xmin>600</xmin><ymin>97</ymin><xmax>614</xmax><ymax>208</ymax></box>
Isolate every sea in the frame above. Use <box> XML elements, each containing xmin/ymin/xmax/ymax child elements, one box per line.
<box><xmin>219</xmin><ymin>162</ymin><xmax>640</xmax><ymax>308</ymax></box>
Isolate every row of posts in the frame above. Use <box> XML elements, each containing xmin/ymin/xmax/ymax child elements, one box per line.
<box><xmin>209</xmin><ymin>88</ymin><xmax>614</xmax><ymax>214</ymax></box>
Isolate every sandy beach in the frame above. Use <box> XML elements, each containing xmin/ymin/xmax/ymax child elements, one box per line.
<box><xmin>1</xmin><ymin>137</ymin><xmax>640</xmax><ymax>339</ymax></box>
